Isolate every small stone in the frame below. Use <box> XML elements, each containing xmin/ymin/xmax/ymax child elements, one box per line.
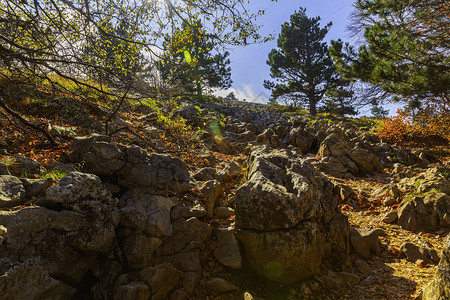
<box><xmin>382</xmin><ymin>197</ymin><xmax>398</xmax><ymax>206</ymax></box>
<box><xmin>393</xmin><ymin>163</ymin><xmax>404</xmax><ymax>174</ymax></box>
<box><xmin>340</xmin><ymin>185</ymin><xmax>354</xmax><ymax>201</ymax></box>
<box><xmin>400</xmin><ymin>242</ymin><xmax>439</xmax><ymax>265</ymax></box>
<box><xmin>200</xmin><ymin>180</ymin><xmax>222</xmax><ymax>217</ymax></box>
<box><xmin>335</xmin><ymin>272</ymin><xmax>360</xmax><ymax>285</ymax></box>
<box><xmin>170</xmin><ymin>203</ymin><xmax>207</xmax><ymax>220</ymax></box>
<box><xmin>192</xmin><ymin>167</ymin><xmax>217</xmax><ymax>181</ymax></box>
<box><xmin>382</xmin><ymin>211</ymin><xmax>398</xmax><ymax>224</ymax></box>
<box><xmin>226</xmin><ymin>161</ymin><xmax>243</xmax><ymax>177</ymax></box>
<box><xmin>6</xmin><ymin>156</ymin><xmax>44</xmax><ymax>177</ymax></box>
<box><xmin>206</xmin><ymin>277</ymin><xmax>238</xmax><ymax>295</ymax></box>
<box><xmin>20</xmin><ymin>178</ymin><xmax>54</xmax><ymax>199</ymax></box>
<box><xmin>169</xmin><ymin>289</ymin><xmax>190</xmax><ymax>300</ymax></box>
<box><xmin>354</xmin><ymin>259</ymin><xmax>371</xmax><ymax>274</ymax></box>
<box><xmin>350</xmin><ymin>228</ymin><xmax>381</xmax><ymax>258</ymax></box>
<box><xmin>0</xmin><ymin>162</ymin><xmax>10</xmax><ymax>175</ymax></box>
<box><xmin>139</xmin><ymin>263</ymin><xmax>182</xmax><ymax>300</ymax></box>
<box><xmin>362</xmin><ymin>275</ymin><xmax>377</xmax><ymax>285</ymax></box>
<box><xmin>113</xmin><ymin>282</ymin><xmax>150</xmax><ymax>300</ymax></box>
<box><xmin>47</xmin><ymin>162</ymin><xmax>76</xmax><ymax>173</ymax></box>
<box><xmin>214</xmin><ymin>206</ymin><xmax>235</xmax><ymax>218</ymax></box>
<box><xmin>416</xmin><ymin>259</ymin><xmax>427</xmax><ymax>267</ymax></box>
<box><xmin>321</xmin><ymin>274</ymin><xmax>342</xmax><ymax>288</ymax></box>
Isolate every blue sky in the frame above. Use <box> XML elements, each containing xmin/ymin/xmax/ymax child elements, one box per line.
<box><xmin>215</xmin><ymin>0</ymin><xmax>385</xmax><ymax>115</ymax></box>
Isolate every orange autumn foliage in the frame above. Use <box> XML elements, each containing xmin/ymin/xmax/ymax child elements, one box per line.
<box><xmin>378</xmin><ymin>107</ymin><xmax>450</xmax><ymax>148</ymax></box>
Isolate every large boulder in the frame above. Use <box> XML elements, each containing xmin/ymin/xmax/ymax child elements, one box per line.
<box><xmin>235</xmin><ymin>146</ymin><xmax>350</xmax><ymax>283</ymax></box>
<box><xmin>255</xmin><ymin>129</ymin><xmax>284</xmax><ymax>148</ymax></box>
<box><xmin>70</xmin><ymin>134</ymin><xmax>193</xmax><ymax>194</ymax></box>
<box><xmin>171</xmin><ymin>104</ymin><xmax>202</xmax><ymax>126</ymax></box>
<box><xmin>0</xmin><ymin>172</ymin><xmax>119</xmax><ymax>293</ymax></box>
<box><xmin>420</xmin><ymin>234</ymin><xmax>450</xmax><ymax>299</ymax></box>
<box><xmin>317</xmin><ymin>133</ymin><xmax>383</xmax><ymax>175</ymax></box>
<box><xmin>118</xmin><ymin>146</ymin><xmax>193</xmax><ymax>194</ymax></box>
<box><xmin>397</xmin><ymin>192</ymin><xmax>450</xmax><ymax>232</ymax></box>
<box><xmin>70</xmin><ymin>134</ymin><xmax>126</xmax><ymax>176</ymax></box>
<box><xmin>397</xmin><ymin>168</ymin><xmax>450</xmax><ymax>195</ymax></box>
<box><xmin>287</xmin><ymin>127</ymin><xmax>315</xmax><ymax>154</ymax></box>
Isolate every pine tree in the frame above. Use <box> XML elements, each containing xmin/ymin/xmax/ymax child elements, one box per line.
<box><xmin>330</xmin><ymin>0</ymin><xmax>449</xmax><ymax>99</ymax></box>
<box><xmin>264</xmin><ymin>8</ymin><xmax>340</xmax><ymax>116</ymax></box>
<box><xmin>84</xmin><ymin>19</ymin><xmax>144</xmax><ymax>86</ymax></box>
<box><xmin>322</xmin><ymin>79</ymin><xmax>358</xmax><ymax>116</ymax></box>
<box><xmin>371</xmin><ymin>105</ymin><xmax>389</xmax><ymax>118</ymax></box>
<box><xmin>224</xmin><ymin>92</ymin><xmax>238</xmax><ymax>102</ymax></box>
<box><xmin>159</xmin><ymin>20</ymin><xmax>232</xmax><ymax>99</ymax></box>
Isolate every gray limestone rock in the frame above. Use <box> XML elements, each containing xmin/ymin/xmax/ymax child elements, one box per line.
<box><xmin>170</xmin><ymin>203</ymin><xmax>207</xmax><ymax>220</ymax></box>
<box><xmin>113</xmin><ymin>282</ymin><xmax>150</xmax><ymax>300</ymax></box>
<box><xmin>350</xmin><ymin>228</ymin><xmax>382</xmax><ymax>259</ymax></box>
<box><xmin>382</xmin><ymin>211</ymin><xmax>398</xmax><ymax>224</ymax></box>
<box><xmin>420</xmin><ymin>234</ymin><xmax>450</xmax><ymax>299</ymax></box>
<box><xmin>235</xmin><ymin>146</ymin><xmax>350</xmax><ymax>283</ymax></box>
<box><xmin>43</xmin><ymin>172</ymin><xmax>111</xmax><ymax>209</ymax></box>
<box><xmin>121</xmin><ymin>232</ymin><xmax>162</xmax><ymax>270</ymax></box>
<box><xmin>214</xmin><ymin>206</ymin><xmax>235</xmax><ymax>219</ymax></box>
<box><xmin>318</xmin><ymin>133</ymin><xmax>382</xmax><ymax>175</ymax></box>
<box><xmin>214</xmin><ymin>228</ymin><xmax>242</xmax><ymax>269</ymax></box>
<box><xmin>287</xmin><ymin>127</ymin><xmax>315</xmax><ymax>154</ymax></box>
<box><xmin>0</xmin><ymin>175</ymin><xmax>25</xmax><ymax>208</ymax></box>
<box><xmin>398</xmin><ymin>192</ymin><xmax>450</xmax><ymax>232</ymax></box>
<box><xmin>0</xmin><ymin>259</ymin><xmax>76</xmax><ymax>300</ymax></box>
<box><xmin>0</xmin><ymin>225</ymin><xmax>6</xmax><ymax>245</ymax></box>
<box><xmin>335</xmin><ymin>272</ymin><xmax>360</xmax><ymax>285</ymax></box>
<box><xmin>70</xmin><ymin>135</ymin><xmax>193</xmax><ymax>195</ymax></box>
<box><xmin>400</xmin><ymin>242</ymin><xmax>440</xmax><ymax>265</ymax></box>
<box><xmin>118</xmin><ymin>146</ymin><xmax>193</xmax><ymax>194</ymax></box>
<box><xmin>0</xmin><ymin>162</ymin><xmax>10</xmax><ymax>175</ymax></box>
<box><xmin>200</xmin><ymin>180</ymin><xmax>222</xmax><ymax>218</ymax></box>
<box><xmin>139</xmin><ymin>263</ymin><xmax>182</xmax><ymax>300</ymax></box>
<box><xmin>159</xmin><ymin>217</ymin><xmax>211</xmax><ymax>256</ymax></box>
<box><xmin>0</xmin><ymin>207</ymin><xmax>97</xmax><ymax>282</ymax></box>
<box><xmin>20</xmin><ymin>177</ymin><xmax>53</xmax><ymax>199</ymax></box>
<box><xmin>192</xmin><ymin>167</ymin><xmax>217</xmax><ymax>181</ymax></box>
<box><xmin>155</xmin><ymin>217</ymin><xmax>211</xmax><ymax>294</ymax></box>
<box><xmin>0</xmin><ymin>171</ymin><xmax>119</xmax><ymax>285</ymax></box>
<box><xmin>206</xmin><ymin>277</ymin><xmax>238</xmax><ymax>295</ymax></box>
<box><xmin>226</xmin><ymin>161</ymin><xmax>244</xmax><ymax>177</ymax></box>
<box><xmin>5</xmin><ymin>156</ymin><xmax>44</xmax><ymax>177</ymax></box>
<box><xmin>354</xmin><ymin>259</ymin><xmax>371</xmax><ymax>275</ymax></box>
<box><xmin>70</xmin><ymin>134</ymin><xmax>124</xmax><ymax>177</ymax></box>
<box><xmin>119</xmin><ymin>189</ymin><xmax>177</xmax><ymax>236</ymax></box>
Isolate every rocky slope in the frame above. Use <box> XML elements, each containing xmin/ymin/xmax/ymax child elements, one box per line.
<box><xmin>0</xmin><ymin>95</ymin><xmax>449</xmax><ymax>299</ymax></box>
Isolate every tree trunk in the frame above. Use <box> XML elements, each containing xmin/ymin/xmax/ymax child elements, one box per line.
<box><xmin>309</xmin><ymin>100</ymin><xmax>317</xmax><ymax>116</ymax></box>
<box><xmin>196</xmin><ymin>80</ymin><xmax>202</xmax><ymax>100</ymax></box>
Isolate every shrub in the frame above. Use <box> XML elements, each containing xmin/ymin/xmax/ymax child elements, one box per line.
<box><xmin>378</xmin><ymin>108</ymin><xmax>449</xmax><ymax>147</ymax></box>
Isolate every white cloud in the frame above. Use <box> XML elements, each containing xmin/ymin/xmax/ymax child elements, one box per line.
<box><xmin>214</xmin><ymin>84</ymin><xmax>269</xmax><ymax>104</ymax></box>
